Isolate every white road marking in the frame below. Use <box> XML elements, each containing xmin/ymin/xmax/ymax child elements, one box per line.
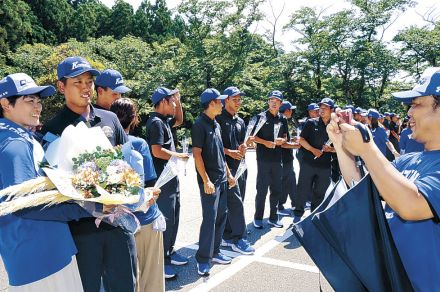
<box><xmin>188</xmin><ymin>228</ymin><xmax>317</xmax><ymax>292</ymax></box>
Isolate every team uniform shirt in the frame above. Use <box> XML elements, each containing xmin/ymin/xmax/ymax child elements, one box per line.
<box><xmin>0</xmin><ymin>118</ymin><xmax>89</xmax><ymax>286</ymax></box>
<box><xmin>216</xmin><ymin>109</ymin><xmax>246</xmax><ymax>171</ymax></box>
<box><xmin>191</xmin><ymin>113</ymin><xmax>227</xmax><ymax>185</ymax></box>
<box><xmin>255</xmin><ymin>111</ymin><xmax>288</xmax><ymax>163</ymax></box>
<box><xmin>145</xmin><ymin>112</ymin><xmax>176</xmax><ymax>177</ymax></box>
<box><xmin>282</xmin><ymin>121</ymin><xmax>295</xmax><ymax>164</ymax></box>
<box><xmin>41</xmin><ymin>105</ymin><xmax>127</xmax><ymax>147</ymax></box>
<box><xmin>297</xmin><ymin>117</ymin><xmax>331</xmax><ymax>167</ymax></box>
<box><xmin>371</xmin><ymin>126</ymin><xmax>389</xmax><ymax>156</ymax></box>
<box><xmin>387</xmin><ymin>151</ymin><xmax>440</xmax><ymax>291</ymax></box>
<box><xmin>41</xmin><ymin>105</ymin><xmax>128</xmax><ymax>234</ymax></box>
<box><xmin>399</xmin><ymin>128</ymin><xmax>424</xmax><ymax>154</ymax></box>
<box><xmin>128</xmin><ymin>135</ymin><xmax>161</xmax><ymax>226</ymax></box>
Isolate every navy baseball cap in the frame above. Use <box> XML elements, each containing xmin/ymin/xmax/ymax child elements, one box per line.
<box><xmin>384</xmin><ymin>112</ymin><xmax>390</xmax><ymax>117</ymax></box>
<box><xmin>392</xmin><ymin>67</ymin><xmax>440</xmax><ymax>104</ymax></box>
<box><xmin>318</xmin><ymin>97</ymin><xmax>335</xmax><ymax>109</ymax></box>
<box><xmin>95</xmin><ymin>69</ymin><xmax>131</xmax><ymax>94</ymax></box>
<box><xmin>200</xmin><ymin>88</ymin><xmax>227</xmax><ymax>104</ymax></box>
<box><xmin>151</xmin><ymin>87</ymin><xmax>178</xmax><ymax>105</ymax></box>
<box><xmin>57</xmin><ymin>56</ymin><xmax>100</xmax><ymax>81</ymax></box>
<box><xmin>367</xmin><ymin>108</ymin><xmax>380</xmax><ymax>119</ymax></box>
<box><xmin>354</xmin><ymin>107</ymin><xmax>363</xmax><ymax>114</ymax></box>
<box><xmin>344</xmin><ymin>105</ymin><xmax>355</xmax><ymax>113</ymax></box>
<box><xmin>268</xmin><ymin>90</ymin><xmax>283</xmax><ymax>100</ymax></box>
<box><xmin>279</xmin><ymin>101</ymin><xmax>297</xmax><ymax>113</ymax></box>
<box><xmin>223</xmin><ymin>86</ymin><xmax>245</xmax><ymax>97</ymax></box>
<box><xmin>0</xmin><ymin>73</ymin><xmax>55</xmax><ymax>99</ymax></box>
<box><xmin>307</xmin><ymin>103</ymin><xmax>319</xmax><ymax>111</ymax></box>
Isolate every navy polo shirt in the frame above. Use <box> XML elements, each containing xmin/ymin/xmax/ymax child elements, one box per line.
<box><xmin>41</xmin><ymin>105</ymin><xmax>128</xmax><ymax>147</ymax></box>
<box><xmin>298</xmin><ymin>117</ymin><xmax>331</xmax><ymax>167</ymax></box>
<box><xmin>192</xmin><ymin>113</ymin><xmax>227</xmax><ymax>185</ymax></box>
<box><xmin>216</xmin><ymin>109</ymin><xmax>246</xmax><ymax>170</ymax></box>
<box><xmin>255</xmin><ymin>111</ymin><xmax>288</xmax><ymax>163</ymax></box>
<box><xmin>145</xmin><ymin>112</ymin><xmax>176</xmax><ymax>176</ymax></box>
<box><xmin>282</xmin><ymin>119</ymin><xmax>295</xmax><ymax>164</ymax></box>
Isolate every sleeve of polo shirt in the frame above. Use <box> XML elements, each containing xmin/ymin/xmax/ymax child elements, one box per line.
<box><xmin>299</xmin><ymin>120</ymin><xmax>313</xmax><ymax>140</ymax></box>
<box><xmin>138</xmin><ymin>140</ymin><xmax>157</xmax><ymax>182</ymax></box>
<box><xmin>114</xmin><ymin>118</ymin><xmax>128</xmax><ymax>145</ymax></box>
<box><xmin>149</xmin><ymin>120</ymin><xmax>165</xmax><ymax>146</ymax></box>
<box><xmin>191</xmin><ymin>122</ymin><xmax>205</xmax><ymax>149</ymax></box>
<box><xmin>0</xmin><ymin>139</ymin><xmax>38</xmax><ymax>187</ymax></box>
<box><xmin>414</xmin><ymin>172</ymin><xmax>440</xmax><ymax>221</ymax></box>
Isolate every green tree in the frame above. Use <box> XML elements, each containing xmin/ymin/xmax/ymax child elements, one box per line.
<box><xmin>0</xmin><ymin>0</ymin><xmax>35</xmax><ymax>53</ymax></box>
<box><xmin>110</xmin><ymin>0</ymin><xmax>134</xmax><ymax>39</ymax></box>
<box><xmin>23</xmin><ymin>0</ymin><xmax>74</xmax><ymax>43</ymax></box>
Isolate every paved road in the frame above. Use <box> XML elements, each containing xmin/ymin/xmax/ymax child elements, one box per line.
<box><xmin>0</xmin><ymin>150</ymin><xmax>333</xmax><ymax>291</ymax></box>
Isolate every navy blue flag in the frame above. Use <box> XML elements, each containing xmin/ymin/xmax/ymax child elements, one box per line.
<box><xmin>292</xmin><ymin>175</ymin><xmax>413</xmax><ymax>292</ymax></box>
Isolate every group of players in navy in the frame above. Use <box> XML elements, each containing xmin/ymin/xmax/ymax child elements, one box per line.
<box><xmin>0</xmin><ymin>55</ymin><xmax>439</xmax><ymax>292</ymax></box>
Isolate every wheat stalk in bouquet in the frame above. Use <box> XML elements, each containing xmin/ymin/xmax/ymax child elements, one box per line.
<box><xmin>233</xmin><ymin>117</ymin><xmax>258</xmax><ymax>182</ymax></box>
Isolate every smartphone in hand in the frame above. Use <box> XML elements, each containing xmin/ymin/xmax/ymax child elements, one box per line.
<box><xmin>338</xmin><ymin>109</ymin><xmax>352</xmax><ymax>124</ymax></box>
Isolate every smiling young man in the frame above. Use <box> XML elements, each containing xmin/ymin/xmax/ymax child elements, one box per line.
<box><xmin>216</xmin><ymin>86</ymin><xmax>255</xmax><ymax>255</ymax></box>
<box><xmin>252</xmin><ymin>90</ymin><xmax>288</xmax><ymax>229</ymax></box>
<box><xmin>95</xmin><ymin>69</ymin><xmax>131</xmax><ymax>110</ymax></box>
<box><xmin>145</xmin><ymin>86</ymin><xmax>189</xmax><ymax>279</ymax></box>
<box><xmin>41</xmin><ymin>56</ymin><xmax>136</xmax><ymax>292</ymax></box>
<box><xmin>192</xmin><ymin>88</ymin><xmax>236</xmax><ymax>276</ymax></box>
<box><xmin>0</xmin><ymin>73</ymin><xmax>91</xmax><ymax>291</ymax></box>
<box><xmin>327</xmin><ymin>67</ymin><xmax>440</xmax><ymax>291</ymax></box>
<box><xmin>294</xmin><ymin>97</ymin><xmax>335</xmax><ymax>218</ymax></box>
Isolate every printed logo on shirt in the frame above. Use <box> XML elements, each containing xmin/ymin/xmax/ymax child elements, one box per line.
<box><xmin>0</xmin><ymin>122</ymin><xmax>33</xmax><ymax>143</ymax></box>
<box><xmin>401</xmin><ymin>169</ymin><xmax>420</xmax><ymax>182</ymax></box>
<box><xmin>385</xmin><ymin>211</ymin><xmax>394</xmax><ymax>219</ymax></box>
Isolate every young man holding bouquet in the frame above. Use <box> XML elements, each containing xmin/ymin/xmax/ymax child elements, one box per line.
<box><xmin>192</xmin><ymin>88</ymin><xmax>236</xmax><ymax>276</ymax></box>
<box><xmin>145</xmin><ymin>86</ymin><xmax>189</xmax><ymax>279</ymax></box>
<box><xmin>0</xmin><ymin>73</ymin><xmax>91</xmax><ymax>291</ymax></box>
<box><xmin>41</xmin><ymin>57</ymin><xmax>136</xmax><ymax>292</ymax></box>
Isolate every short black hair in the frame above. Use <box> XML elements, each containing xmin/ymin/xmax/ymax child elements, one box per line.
<box><xmin>0</xmin><ymin>96</ymin><xmax>20</xmax><ymax>118</ymax></box>
<box><xmin>202</xmin><ymin>101</ymin><xmax>210</xmax><ymax>110</ymax></box>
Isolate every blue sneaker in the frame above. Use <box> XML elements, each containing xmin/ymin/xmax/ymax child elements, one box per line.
<box><xmin>212</xmin><ymin>253</ymin><xmax>232</xmax><ymax>264</ymax></box>
<box><xmin>164</xmin><ymin>265</ymin><xmax>177</xmax><ymax>279</ymax></box>
<box><xmin>253</xmin><ymin>219</ymin><xmax>263</xmax><ymax>229</ymax></box>
<box><xmin>197</xmin><ymin>262</ymin><xmax>210</xmax><ymax>276</ymax></box>
<box><xmin>170</xmin><ymin>252</ymin><xmax>188</xmax><ymax>266</ymax></box>
<box><xmin>268</xmin><ymin>219</ymin><xmax>283</xmax><ymax>228</ymax></box>
<box><xmin>221</xmin><ymin>239</ymin><xmax>233</xmax><ymax>247</ymax></box>
<box><xmin>231</xmin><ymin>239</ymin><xmax>255</xmax><ymax>255</ymax></box>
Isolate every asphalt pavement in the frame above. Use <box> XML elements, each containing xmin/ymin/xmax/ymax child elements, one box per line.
<box><xmin>0</xmin><ymin>150</ymin><xmax>333</xmax><ymax>292</ymax></box>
